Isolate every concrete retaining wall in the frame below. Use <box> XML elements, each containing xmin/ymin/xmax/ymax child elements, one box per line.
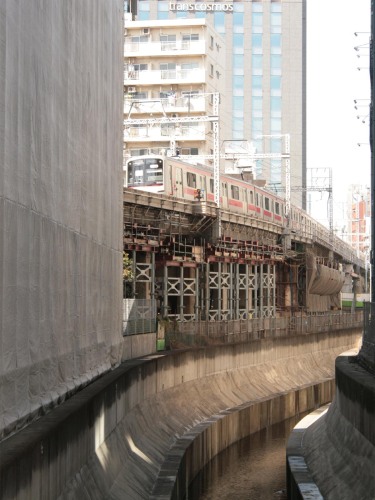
<box><xmin>151</xmin><ymin>381</ymin><xmax>334</xmax><ymax>499</ymax></box>
<box><xmin>0</xmin><ymin>330</ymin><xmax>361</xmax><ymax>499</ymax></box>
<box><xmin>287</xmin><ymin>353</ymin><xmax>375</xmax><ymax>500</ymax></box>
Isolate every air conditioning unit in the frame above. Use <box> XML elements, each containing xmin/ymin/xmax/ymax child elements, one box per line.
<box><xmin>128</xmin><ymin>86</ymin><xmax>136</xmax><ymax>93</ymax></box>
<box><xmin>143</xmin><ymin>28</ymin><xmax>150</xmax><ymax>35</ymax></box>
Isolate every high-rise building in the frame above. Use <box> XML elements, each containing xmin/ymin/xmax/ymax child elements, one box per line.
<box><xmin>124</xmin><ymin>0</ymin><xmax>306</xmax><ymax>208</ymax></box>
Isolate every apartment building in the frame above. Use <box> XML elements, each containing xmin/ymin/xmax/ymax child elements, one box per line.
<box><xmin>124</xmin><ymin>18</ymin><xmax>227</xmax><ymax>160</ymax></box>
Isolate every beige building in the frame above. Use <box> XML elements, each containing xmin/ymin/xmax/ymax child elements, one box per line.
<box><xmin>124</xmin><ymin>18</ymin><xmax>228</xmax><ymax>161</ymax></box>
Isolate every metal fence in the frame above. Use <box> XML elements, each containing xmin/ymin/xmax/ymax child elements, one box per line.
<box><xmin>123</xmin><ymin>299</ymin><xmax>157</xmax><ymax>336</ymax></box>
<box><xmin>164</xmin><ymin>311</ymin><xmax>364</xmax><ymax>348</ymax></box>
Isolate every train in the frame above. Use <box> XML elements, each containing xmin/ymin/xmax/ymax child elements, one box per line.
<box><xmin>123</xmin><ymin>154</ymin><xmax>360</xmax><ymax>257</ymax></box>
<box><xmin>124</xmin><ymin>154</ymin><xmax>286</xmax><ymax>221</ymax></box>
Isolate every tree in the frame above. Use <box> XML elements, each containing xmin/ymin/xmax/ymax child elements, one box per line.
<box><xmin>123</xmin><ymin>252</ymin><xmax>134</xmax><ymax>298</ymax></box>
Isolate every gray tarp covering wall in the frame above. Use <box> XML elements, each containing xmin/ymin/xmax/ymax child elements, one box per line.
<box><xmin>0</xmin><ymin>0</ymin><xmax>124</xmax><ymax>438</ymax></box>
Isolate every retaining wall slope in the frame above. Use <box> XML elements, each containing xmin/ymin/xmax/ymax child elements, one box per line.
<box><xmin>0</xmin><ymin>331</ymin><xmax>361</xmax><ymax>499</ymax></box>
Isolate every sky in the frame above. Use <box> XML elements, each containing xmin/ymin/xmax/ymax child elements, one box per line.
<box><xmin>306</xmin><ymin>0</ymin><xmax>371</xmax><ymax>231</ymax></box>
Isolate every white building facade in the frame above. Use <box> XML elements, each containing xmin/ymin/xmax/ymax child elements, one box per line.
<box><xmin>124</xmin><ymin>18</ymin><xmax>227</xmax><ymax>160</ymax></box>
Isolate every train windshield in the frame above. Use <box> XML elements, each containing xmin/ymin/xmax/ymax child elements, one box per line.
<box><xmin>127</xmin><ymin>158</ymin><xmax>164</xmax><ymax>187</ymax></box>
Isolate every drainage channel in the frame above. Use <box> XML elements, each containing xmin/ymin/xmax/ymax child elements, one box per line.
<box><xmin>188</xmin><ymin>413</ymin><xmax>309</xmax><ymax>500</ymax></box>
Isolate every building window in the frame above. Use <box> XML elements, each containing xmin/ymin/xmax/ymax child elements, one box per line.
<box><xmin>271</xmin><ymin>54</ymin><xmax>281</xmax><ymax>75</ymax></box>
<box><xmin>271</xmin><ymin>3</ymin><xmax>282</xmax><ymax>13</ymax></box>
<box><xmin>233</xmin><ymin>96</ymin><xmax>244</xmax><ymax>111</ymax></box>
<box><xmin>252</xmin><ymin>3</ymin><xmax>263</xmax><ymax>13</ymax></box>
<box><xmin>252</xmin><ymin>34</ymin><xmax>263</xmax><ymax>54</ymax></box>
<box><xmin>271</xmin><ymin>11</ymin><xmax>282</xmax><ymax>34</ymax></box>
<box><xmin>233</xmin><ymin>75</ymin><xmax>244</xmax><ymax>92</ymax></box>
<box><xmin>137</xmin><ymin>1</ymin><xmax>150</xmax><ymax>20</ymax></box>
<box><xmin>132</xmin><ymin>91</ymin><xmax>147</xmax><ymax>100</ymax></box>
<box><xmin>214</xmin><ymin>12</ymin><xmax>225</xmax><ymax>34</ymax></box>
<box><xmin>233</xmin><ymin>117</ymin><xmax>244</xmax><ymax>134</ymax></box>
<box><xmin>252</xmin><ymin>117</ymin><xmax>263</xmax><ymax>134</ymax></box>
<box><xmin>271</xmin><ymin>161</ymin><xmax>282</xmax><ymax>184</ymax></box>
<box><xmin>233</xmin><ymin>12</ymin><xmax>244</xmax><ymax>34</ymax></box>
<box><xmin>271</xmin><ymin>117</ymin><xmax>281</xmax><ymax>132</ymax></box>
<box><xmin>195</xmin><ymin>10</ymin><xmax>206</xmax><ymax>19</ymax></box>
<box><xmin>157</xmin><ymin>1</ymin><xmax>168</xmax><ymax>19</ymax></box>
<box><xmin>270</xmin><ymin>75</ymin><xmax>281</xmax><ymax>90</ymax></box>
<box><xmin>252</xmin><ymin>9</ymin><xmax>263</xmax><ymax>34</ymax></box>
<box><xmin>130</xmin><ymin>35</ymin><xmax>149</xmax><ymax>44</ymax></box>
<box><xmin>252</xmin><ymin>96</ymin><xmax>262</xmax><ymax>112</ymax></box>
<box><xmin>271</xmin><ymin>34</ymin><xmax>282</xmax><ymax>49</ymax></box>
<box><xmin>271</xmin><ymin>12</ymin><xmax>282</xmax><ymax>26</ymax></box>
<box><xmin>233</xmin><ymin>54</ymin><xmax>244</xmax><ymax>69</ymax></box>
<box><xmin>160</xmin><ymin>62</ymin><xmax>176</xmax><ymax>79</ymax></box>
<box><xmin>176</xmin><ymin>10</ymin><xmax>188</xmax><ymax>18</ymax></box>
<box><xmin>252</xmin><ymin>54</ymin><xmax>263</xmax><ymax>74</ymax></box>
<box><xmin>252</xmin><ymin>75</ymin><xmax>263</xmax><ymax>90</ymax></box>
<box><xmin>180</xmin><ymin>147</ymin><xmax>198</xmax><ymax>155</ymax></box>
<box><xmin>181</xmin><ymin>62</ymin><xmax>198</xmax><ymax>70</ymax></box>
<box><xmin>271</xmin><ymin>96</ymin><xmax>282</xmax><ymax>117</ymax></box>
<box><xmin>233</xmin><ymin>34</ymin><xmax>244</xmax><ymax>54</ymax></box>
<box><xmin>183</xmin><ymin>33</ymin><xmax>199</xmax><ymax>41</ymax></box>
<box><xmin>129</xmin><ymin>148</ymin><xmax>150</xmax><ymax>156</ymax></box>
<box><xmin>160</xmin><ymin>34</ymin><xmax>176</xmax><ymax>50</ymax></box>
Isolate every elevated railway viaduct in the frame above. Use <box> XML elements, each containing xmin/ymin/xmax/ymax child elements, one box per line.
<box><xmin>123</xmin><ymin>187</ymin><xmax>365</xmax><ymax>341</ymax></box>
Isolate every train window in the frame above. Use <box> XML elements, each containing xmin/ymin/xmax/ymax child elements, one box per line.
<box><xmin>126</xmin><ymin>157</ymin><xmax>164</xmax><ymax>187</ymax></box>
<box><xmin>222</xmin><ymin>182</ymin><xmax>228</xmax><ymax>197</ymax></box>
<box><xmin>264</xmin><ymin>197</ymin><xmax>270</xmax><ymax>210</ymax></box>
<box><xmin>231</xmin><ymin>185</ymin><xmax>239</xmax><ymax>200</ymax></box>
<box><xmin>249</xmin><ymin>190</ymin><xmax>254</xmax><ymax>204</ymax></box>
<box><xmin>243</xmin><ymin>189</ymin><xmax>247</xmax><ymax>203</ymax></box>
<box><xmin>209</xmin><ymin>178</ymin><xmax>214</xmax><ymax>192</ymax></box>
<box><xmin>275</xmin><ymin>202</ymin><xmax>280</xmax><ymax>215</ymax></box>
<box><xmin>256</xmin><ymin>193</ymin><xmax>259</xmax><ymax>206</ymax></box>
<box><xmin>187</xmin><ymin>172</ymin><xmax>196</xmax><ymax>188</ymax></box>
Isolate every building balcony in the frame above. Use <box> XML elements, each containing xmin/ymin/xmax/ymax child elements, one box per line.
<box><xmin>124</xmin><ymin>68</ymin><xmax>206</xmax><ymax>86</ymax></box>
<box><xmin>123</xmin><ymin>125</ymin><xmax>206</xmax><ymax>143</ymax></box>
<box><xmin>124</xmin><ymin>40</ymin><xmax>206</xmax><ymax>58</ymax></box>
<box><xmin>124</xmin><ymin>94</ymin><xmax>209</xmax><ymax>116</ymax></box>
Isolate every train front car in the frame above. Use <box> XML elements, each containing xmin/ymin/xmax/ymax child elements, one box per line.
<box><xmin>124</xmin><ymin>156</ymin><xmax>165</xmax><ymax>193</ymax></box>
